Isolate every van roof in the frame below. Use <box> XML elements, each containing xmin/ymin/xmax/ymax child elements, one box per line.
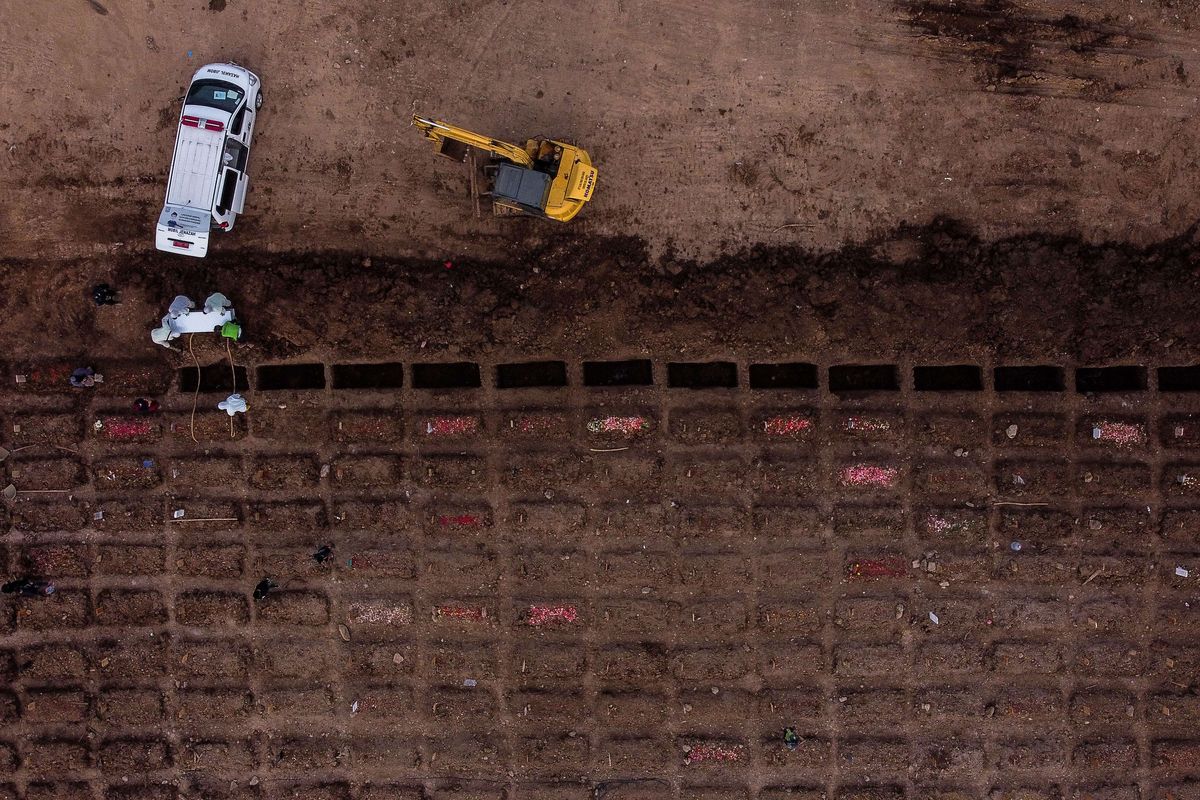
<box><xmin>193</xmin><ymin>62</ymin><xmax>256</xmax><ymax>89</ymax></box>
<box><xmin>165</xmin><ymin>107</ymin><xmax>231</xmax><ymax>211</ymax></box>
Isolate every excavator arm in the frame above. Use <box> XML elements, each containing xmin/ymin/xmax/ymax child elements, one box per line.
<box><xmin>412</xmin><ymin>115</ymin><xmax>533</xmax><ymax>168</ymax></box>
<box><xmin>412</xmin><ymin>113</ymin><xmax>596</xmax><ymax>222</ymax></box>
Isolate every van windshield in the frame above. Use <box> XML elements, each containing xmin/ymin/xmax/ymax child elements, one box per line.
<box><xmin>186</xmin><ymin>80</ymin><xmax>244</xmax><ymax>114</ymax></box>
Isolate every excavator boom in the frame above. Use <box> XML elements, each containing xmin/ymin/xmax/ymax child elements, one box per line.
<box><xmin>412</xmin><ymin>116</ymin><xmax>533</xmax><ymax>168</ymax></box>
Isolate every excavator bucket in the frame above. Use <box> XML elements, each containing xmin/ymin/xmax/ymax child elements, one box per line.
<box><xmin>436</xmin><ymin>138</ymin><xmax>470</xmax><ymax>163</ymax></box>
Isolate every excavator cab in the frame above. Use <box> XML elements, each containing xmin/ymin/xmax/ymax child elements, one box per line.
<box><xmin>412</xmin><ymin>115</ymin><xmax>596</xmax><ymax>222</ymax></box>
<box><xmin>491</xmin><ymin>163</ymin><xmax>552</xmax><ymax>215</ymax></box>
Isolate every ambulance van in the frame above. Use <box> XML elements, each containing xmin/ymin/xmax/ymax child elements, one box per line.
<box><xmin>156</xmin><ymin>62</ymin><xmax>263</xmax><ymax>257</ymax></box>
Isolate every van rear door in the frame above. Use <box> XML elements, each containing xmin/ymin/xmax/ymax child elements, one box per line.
<box><xmin>233</xmin><ymin>172</ymin><xmax>249</xmax><ymax>213</ymax></box>
<box><xmin>155</xmin><ymin>205</ymin><xmax>211</xmax><ymax>257</ymax></box>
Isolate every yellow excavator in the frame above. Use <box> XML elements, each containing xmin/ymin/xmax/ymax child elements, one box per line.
<box><xmin>412</xmin><ymin>115</ymin><xmax>597</xmax><ymax>222</ymax></box>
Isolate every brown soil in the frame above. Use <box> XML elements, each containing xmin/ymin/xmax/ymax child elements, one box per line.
<box><xmin>4</xmin><ymin>0</ymin><xmax>1200</xmax><ymax>798</ymax></box>
<box><xmin>3</xmin><ymin>1</ymin><xmax>1200</xmax><ymax>264</ymax></box>
<box><xmin>2</xmin><ymin>356</ymin><xmax>1200</xmax><ymax>797</ymax></box>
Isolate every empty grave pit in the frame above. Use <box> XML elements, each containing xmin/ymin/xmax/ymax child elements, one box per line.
<box><xmin>1075</xmin><ymin>366</ymin><xmax>1147</xmax><ymax>394</ymax></box>
<box><xmin>582</xmin><ymin>359</ymin><xmax>654</xmax><ymax>387</ymax></box>
<box><xmin>749</xmin><ymin>362</ymin><xmax>819</xmax><ymax>390</ymax></box>
<box><xmin>994</xmin><ymin>365</ymin><xmax>1065</xmax><ymax>392</ymax></box>
<box><xmin>178</xmin><ymin>364</ymin><xmax>249</xmax><ymax>393</ymax></box>
<box><xmin>913</xmin><ymin>365</ymin><xmax>983</xmax><ymax>391</ymax></box>
<box><xmin>828</xmin><ymin>364</ymin><xmax>899</xmax><ymax>392</ymax></box>
<box><xmin>331</xmin><ymin>362</ymin><xmax>405</xmax><ymax>390</ymax></box>
<box><xmin>667</xmin><ymin>361</ymin><xmax>738</xmax><ymax>389</ymax></box>
<box><xmin>1158</xmin><ymin>365</ymin><xmax>1200</xmax><ymax>392</ymax></box>
<box><xmin>496</xmin><ymin>360</ymin><xmax>568</xmax><ymax>389</ymax></box>
<box><xmin>411</xmin><ymin>362</ymin><xmax>481</xmax><ymax>389</ymax></box>
<box><xmin>255</xmin><ymin>363</ymin><xmax>326</xmax><ymax>391</ymax></box>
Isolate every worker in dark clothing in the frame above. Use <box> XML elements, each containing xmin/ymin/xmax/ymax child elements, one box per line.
<box><xmin>132</xmin><ymin>398</ymin><xmax>160</xmax><ymax>415</ymax></box>
<box><xmin>70</xmin><ymin>367</ymin><xmax>96</xmax><ymax>388</ymax></box>
<box><xmin>92</xmin><ymin>284</ymin><xmax>119</xmax><ymax>306</ymax></box>
<box><xmin>313</xmin><ymin>545</ymin><xmax>333</xmax><ymax>564</ymax></box>
<box><xmin>253</xmin><ymin>578</ymin><xmax>277</xmax><ymax>600</ymax></box>
<box><xmin>2</xmin><ymin>578</ymin><xmax>55</xmax><ymax>597</ymax></box>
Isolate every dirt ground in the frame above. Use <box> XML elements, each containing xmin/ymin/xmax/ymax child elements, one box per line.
<box><xmin>3</xmin><ymin>0</ymin><xmax>1200</xmax><ymax>262</ymax></box>
<box><xmin>3</xmin><ymin>359</ymin><xmax>1200</xmax><ymax>800</ymax></box>
<box><xmin>3</xmin><ymin>0</ymin><xmax>1200</xmax><ymax>799</ymax></box>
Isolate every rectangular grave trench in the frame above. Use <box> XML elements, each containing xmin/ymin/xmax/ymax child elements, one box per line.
<box><xmin>914</xmin><ymin>365</ymin><xmax>983</xmax><ymax>391</ymax></box>
<box><xmin>256</xmin><ymin>363</ymin><xmax>326</xmax><ymax>391</ymax></box>
<box><xmin>1076</xmin><ymin>366</ymin><xmax>1147</xmax><ymax>394</ymax></box>
<box><xmin>994</xmin><ymin>365</ymin><xmax>1065</xmax><ymax>392</ymax></box>
<box><xmin>411</xmin><ymin>362</ymin><xmax>481</xmax><ymax>389</ymax></box>
<box><xmin>667</xmin><ymin>361</ymin><xmax>738</xmax><ymax>389</ymax></box>
<box><xmin>749</xmin><ymin>362</ymin><xmax>819</xmax><ymax>389</ymax></box>
<box><xmin>582</xmin><ymin>359</ymin><xmax>654</xmax><ymax>387</ymax></box>
<box><xmin>178</xmin><ymin>364</ymin><xmax>249</xmax><ymax>393</ymax></box>
<box><xmin>829</xmin><ymin>364</ymin><xmax>899</xmax><ymax>392</ymax></box>
<box><xmin>496</xmin><ymin>361</ymin><xmax>568</xmax><ymax>389</ymax></box>
<box><xmin>332</xmin><ymin>362</ymin><xmax>405</xmax><ymax>390</ymax></box>
<box><xmin>1158</xmin><ymin>366</ymin><xmax>1200</xmax><ymax>392</ymax></box>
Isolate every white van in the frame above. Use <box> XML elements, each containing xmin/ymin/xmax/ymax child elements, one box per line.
<box><xmin>156</xmin><ymin>62</ymin><xmax>263</xmax><ymax>257</ymax></box>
